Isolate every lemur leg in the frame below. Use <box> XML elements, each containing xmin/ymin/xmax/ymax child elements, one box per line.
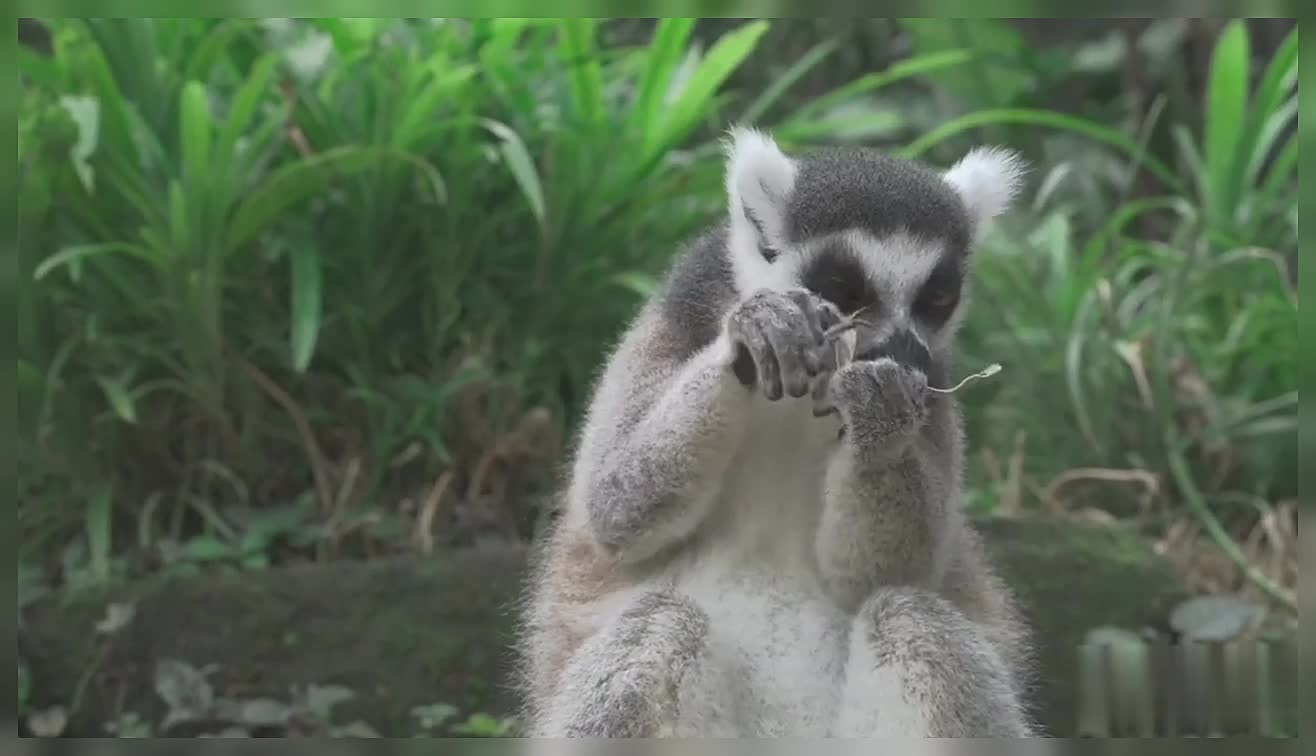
<box><xmin>533</xmin><ymin>592</ymin><xmax>740</xmax><ymax>737</ymax></box>
<box><xmin>833</xmin><ymin>587</ymin><xmax>1033</xmax><ymax>737</ymax></box>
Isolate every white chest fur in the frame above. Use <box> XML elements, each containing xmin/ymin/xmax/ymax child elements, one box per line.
<box><xmin>714</xmin><ymin>395</ymin><xmax>842</xmax><ymax>567</ymax></box>
<box><xmin>665</xmin><ymin>396</ymin><xmax>851</xmax><ymax>733</ymax></box>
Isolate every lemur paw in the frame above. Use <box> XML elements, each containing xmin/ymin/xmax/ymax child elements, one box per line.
<box><xmin>829</xmin><ymin>358</ymin><xmax>930</xmax><ymax>447</ymax></box>
<box><xmin>726</xmin><ymin>288</ymin><xmax>842</xmax><ymax>401</ymax></box>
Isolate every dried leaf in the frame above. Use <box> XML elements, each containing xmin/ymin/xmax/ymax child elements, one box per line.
<box><xmin>237</xmin><ymin>698</ymin><xmax>293</xmax><ymax>728</ymax></box>
<box><xmin>154</xmin><ymin>658</ymin><xmax>215</xmax><ymax>715</ymax></box>
<box><xmin>331</xmin><ymin>721</ymin><xmax>382</xmax><ymax>738</ymax></box>
<box><xmin>95</xmin><ymin>601</ymin><xmax>136</xmax><ymax>635</ymax></box>
<box><xmin>1170</xmin><ymin>594</ymin><xmax>1266</xmax><ymax>642</ymax></box>
<box><xmin>412</xmin><ymin>702</ymin><xmax>460</xmax><ymax>730</ymax></box>
<box><xmin>27</xmin><ymin>706</ymin><xmax>68</xmax><ymax>737</ymax></box>
<box><xmin>300</xmin><ymin>683</ymin><xmax>355</xmax><ymax>721</ymax></box>
<box><xmin>201</xmin><ymin>727</ymin><xmax>252</xmax><ymax>738</ymax></box>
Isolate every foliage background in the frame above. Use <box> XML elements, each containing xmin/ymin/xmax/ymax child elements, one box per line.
<box><xmin>18</xmin><ymin>16</ymin><xmax>1297</xmax><ymax>617</ymax></box>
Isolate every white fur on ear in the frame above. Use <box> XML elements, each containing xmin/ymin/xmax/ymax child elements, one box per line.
<box><xmin>723</xmin><ymin>126</ymin><xmax>798</xmax><ymax>293</ymax></box>
<box><xmin>943</xmin><ymin>146</ymin><xmax>1027</xmax><ymax>241</ymax></box>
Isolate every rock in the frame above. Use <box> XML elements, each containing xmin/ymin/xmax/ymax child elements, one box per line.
<box><xmin>23</xmin><ymin>517</ymin><xmax>1188</xmax><ymax>737</ymax></box>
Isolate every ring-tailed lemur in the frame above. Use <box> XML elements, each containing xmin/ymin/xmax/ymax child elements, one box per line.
<box><xmin>516</xmin><ymin>127</ymin><xmax>1035</xmax><ymax>737</ymax></box>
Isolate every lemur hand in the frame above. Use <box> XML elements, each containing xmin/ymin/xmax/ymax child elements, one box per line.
<box><xmin>828</xmin><ymin>358</ymin><xmax>930</xmax><ymax>453</ymax></box>
<box><xmin>726</xmin><ymin>288</ymin><xmax>841</xmax><ymax>401</ymax></box>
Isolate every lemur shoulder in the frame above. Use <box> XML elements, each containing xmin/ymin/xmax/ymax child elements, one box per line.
<box><xmin>517</xmin><ymin>127</ymin><xmax>1036</xmax><ymax>737</ymax></box>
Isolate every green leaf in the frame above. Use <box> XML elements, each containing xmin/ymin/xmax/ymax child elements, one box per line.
<box><xmin>288</xmin><ymin>241</ymin><xmax>322</xmax><ymax>372</ymax></box>
<box><xmin>785</xmin><ymin>49</ymin><xmax>975</xmax><ymax>125</ymax></box>
<box><xmin>1202</xmin><ymin>20</ymin><xmax>1250</xmax><ymax>222</ymax></box>
<box><xmin>183</xmin><ymin>19</ymin><xmax>250</xmax><ymax>83</ymax></box>
<box><xmin>775</xmin><ymin>107</ymin><xmax>907</xmax><ymax>143</ymax></box>
<box><xmin>96</xmin><ymin>375</ymin><xmax>139</xmax><ymax>424</ymax></box>
<box><xmin>226</xmin><ymin>145</ymin><xmax>388</xmax><ymax>253</ymax></box>
<box><xmin>559</xmin><ymin>19</ymin><xmax>604</xmax><ymax>128</ymax></box>
<box><xmin>215</xmin><ymin>54</ymin><xmax>282</xmax><ymax>175</ymax></box>
<box><xmin>167</xmin><ymin>180</ymin><xmax>189</xmax><ymax>254</ymax></box>
<box><xmin>392</xmin><ymin>64</ymin><xmax>476</xmax><ymax>150</ymax></box>
<box><xmin>1247</xmin><ymin>26</ymin><xmax>1298</xmax><ymax>139</ymax></box>
<box><xmin>86</xmin><ymin>487</ymin><xmax>114</xmax><ymax>583</ymax></box>
<box><xmin>179</xmin><ymin>536</ymin><xmax>235</xmax><ymax>562</ymax></box>
<box><xmin>648</xmin><ymin>20</ymin><xmax>769</xmax><ymax>163</ymax></box>
<box><xmin>1244</xmin><ymin>97</ymin><xmax>1296</xmax><ymax>189</ymax></box>
<box><xmin>481</xmin><ymin>119</ymin><xmax>545</xmax><ymax>226</ymax></box>
<box><xmin>179</xmin><ymin>80</ymin><xmax>213</xmax><ymax>245</ymax></box>
<box><xmin>901</xmin><ymin>18</ymin><xmax>1036</xmax><ymax>107</ymax></box>
<box><xmin>738</xmin><ymin>36</ymin><xmax>839</xmax><ymax>126</ymax></box>
<box><xmin>899</xmin><ymin>108</ymin><xmax>1185</xmax><ymax>195</ymax></box>
<box><xmin>629</xmin><ymin>18</ymin><xmax>696</xmax><ymax>139</ymax></box>
<box><xmin>33</xmin><ymin>243</ymin><xmax>153</xmax><ymax>280</ymax></box>
<box><xmin>180</xmin><ymin>83</ymin><xmax>212</xmax><ymax>177</ymax></box>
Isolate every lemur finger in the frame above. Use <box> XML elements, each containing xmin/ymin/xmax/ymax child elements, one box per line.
<box><xmin>788</xmin><ymin>289</ymin><xmax>827</xmax><ymax>345</ymax></box>
<box><xmin>811</xmin><ymin>370</ymin><xmax>831</xmax><ymax>402</ymax></box>
<box><xmin>761</xmin><ymin>320</ymin><xmax>813</xmax><ymax>399</ymax></box>
<box><xmin>782</xmin><ymin>346</ymin><xmax>813</xmax><ymax>398</ymax></box>
<box><xmin>783</xmin><ymin>289</ymin><xmax>830</xmax><ymax>381</ymax></box>
<box><xmin>728</xmin><ymin>314</ymin><xmax>769</xmax><ymax>389</ymax></box>
<box><xmin>816</xmin><ymin>299</ymin><xmax>843</xmax><ymax>332</ymax></box>
<box><xmin>751</xmin><ymin>325</ymin><xmax>785</xmax><ymax>401</ymax></box>
<box><xmin>758</xmin><ymin>351</ymin><xmax>786</xmax><ymax>402</ymax></box>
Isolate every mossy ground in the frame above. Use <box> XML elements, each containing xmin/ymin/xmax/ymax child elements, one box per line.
<box><xmin>26</xmin><ymin>517</ymin><xmax>1191</xmax><ymax>737</ymax></box>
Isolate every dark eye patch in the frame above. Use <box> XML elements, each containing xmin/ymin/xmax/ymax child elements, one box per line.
<box><xmin>912</xmin><ymin>258</ymin><xmax>964</xmax><ymax>327</ymax></box>
<box><xmin>800</xmin><ymin>243</ymin><xmax>877</xmax><ymax>316</ymax></box>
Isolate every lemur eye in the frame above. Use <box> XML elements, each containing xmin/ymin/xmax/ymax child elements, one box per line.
<box><xmin>800</xmin><ymin>245</ymin><xmax>877</xmax><ymax>316</ymax></box>
<box><xmin>922</xmin><ymin>289</ymin><xmax>957</xmax><ymax>309</ymax></box>
<box><xmin>913</xmin><ymin>278</ymin><xmax>962</xmax><ymax>326</ymax></box>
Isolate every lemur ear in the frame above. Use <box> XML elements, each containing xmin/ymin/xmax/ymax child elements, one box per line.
<box><xmin>942</xmin><ymin>146</ymin><xmax>1027</xmax><ymax>243</ymax></box>
<box><xmin>724</xmin><ymin>126</ymin><xmax>797</xmax><ymax>262</ymax></box>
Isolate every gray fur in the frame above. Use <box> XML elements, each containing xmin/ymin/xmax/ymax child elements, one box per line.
<box><xmin>518</xmin><ymin>135</ymin><xmax>1034</xmax><ymax>737</ymax></box>
<box><xmin>785</xmin><ymin>147</ymin><xmax>972</xmax><ymax>254</ymax></box>
<box><xmin>534</xmin><ymin>592</ymin><xmax>740</xmax><ymax>737</ymax></box>
<box><xmin>834</xmin><ymin>587</ymin><xmax>1033</xmax><ymax>737</ymax></box>
<box><xmin>657</xmin><ymin>225</ymin><xmax>738</xmax><ymax>362</ymax></box>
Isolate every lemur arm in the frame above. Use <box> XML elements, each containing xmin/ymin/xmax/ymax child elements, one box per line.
<box><xmin>570</xmin><ymin>311</ymin><xmax>751</xmax><ymax>565</ymax></box>
<box><xmin>815</xmin><ymin>359</ymin><xmax>960</xmax><ymax>611</ymax></box>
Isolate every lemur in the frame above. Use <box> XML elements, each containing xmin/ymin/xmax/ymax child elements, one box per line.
<box><xmin>516</xmin><ymin>127</ymin><xmax>1035</xmax><ymax>737</ymax></box>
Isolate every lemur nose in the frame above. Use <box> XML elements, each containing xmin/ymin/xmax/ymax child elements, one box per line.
<box><xmin>855</xmin><ymin>329</ymin><xmax>931</xmax><ymax>375</ymax></box>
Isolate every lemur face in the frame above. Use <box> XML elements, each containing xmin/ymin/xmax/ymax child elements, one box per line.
<box><xmin>723</xmin><ymin>127</ymin><xmax>1024</xmax><ymax>374</ymax></box>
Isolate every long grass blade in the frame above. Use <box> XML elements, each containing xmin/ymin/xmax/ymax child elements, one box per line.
<box><xmin>647</xmin><ymin>20</ymin><xmax>769</xmax><ymax>165</ymax></box>
<box><xmin>482</xmin><ymin>119</ymin><xmax>546</xmax><ymax>227</ymax></box>
<box><xmin>86</xmin><ymin>487</ymin><xmax>114</xmax><ymax>583</ymax></box>
<box><xmin>33</xmin><ymin>243</ymin><xmax>154</xmax><ymax>280</ymax></box>
<box><xmin>738</xmin><ymin>36</ymin><xmax>840</xmax><ymax>126</ymax></box>
<box><xmin>785</xmin><ymin>49</ymin><xmax>974</xmax><ymax>125</ymax></box>
<box><xmin>183</xmin><ymin>19</ymin><xmax>250</xmax><ymax>83</ymax></box>
<box><xmin>900</xmin><ymin>108</ymin><xmax>1185</xmax><ymax>195</ymax></box>
<box><xmin>1202</xmin><ymin>20</ymin><xmax>1250</xmax><ymax>225</ymax></box>
<box><xmin>288</xmin><ymin>240</ymin><xmax>322</xmax><ymax>372</ymax></box>
<box><xmin>227</xmin><ymin>145</ymin><xmax>418</xmax><ymax>253</ymax></box>
<box><xmin>559</xmin><ymin>19</ymin><xmax>604</xmax><ymax>128</ymax></box>
<box><xmin>629</xmin><ymin>18</ymin><xmax>696</xmax><ymax>140</ymax></box>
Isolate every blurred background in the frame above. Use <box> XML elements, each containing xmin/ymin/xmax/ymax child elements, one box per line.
<box><xmin>17</xmin><ymin>17</ymin><xmax>1297</xmax><ymax>738</ymax></box>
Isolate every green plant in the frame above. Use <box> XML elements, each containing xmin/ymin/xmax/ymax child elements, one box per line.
<box><xmin>958</xmin><ymin>105</ymin><xmax>1295</xmax><ymax>607</ymax></box>
<box><xmin>22</xmin><ymin>18</ymin><xmax>977</xmax><ymax>581</ymax></box>
<box><xmin>900</xmin><ymin>25</ymin><xmax>1297</xmax><ymax>602</ymax></box>
<box><xmin>447</xmin><ymin>712</ymin><xmax>518</xmax><ymax>737</ymax></box>
<box><xmin>1176</xmin><ymin>21</ymin><xmax>1297</xmax><ymax>250</ymax></box>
